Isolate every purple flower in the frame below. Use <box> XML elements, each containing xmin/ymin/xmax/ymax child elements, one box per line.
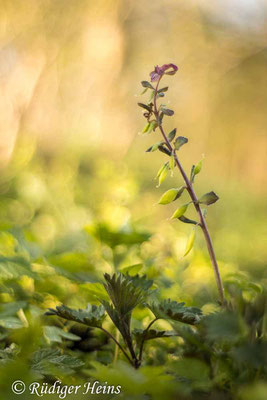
<box><xmin>150</xmin><ymin>63</ymin><xmax>178</xmax><ymax>82</ymax></box>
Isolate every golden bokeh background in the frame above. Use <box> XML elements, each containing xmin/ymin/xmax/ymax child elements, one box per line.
<box><xmin>0</xmin><ymin>0</ymin><xmax>267</xmax><ymax>277</ymax></box>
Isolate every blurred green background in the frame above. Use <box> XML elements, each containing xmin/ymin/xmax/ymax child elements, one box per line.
<box><xmin>0</xmin><ymin>0</ymin><xmax>266</xmax><ymax>399</ymax></box>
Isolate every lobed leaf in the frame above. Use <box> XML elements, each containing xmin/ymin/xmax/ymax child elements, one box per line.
<box><xmin>133</xmin><ymin>328</ymin><xmax>178</xmax><ymax>344</ymax></box>
<box><xmin>45</xmin><ymin>303</ymin><xmax>106</xmax><ymax>328</ymax></box>
<box><xmin>147</xmin><ymin>299</ymin><xmax>202</xmax><ymax>325</ymax></box>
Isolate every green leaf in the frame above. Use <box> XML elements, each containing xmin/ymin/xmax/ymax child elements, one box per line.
<box><xmin>147</xmin><ymin>299</ymin><xmax>202</xmax><ymax>325</ymax></box>
<box><xmin>168</xmin><ymin>128</ymin><xmax>176</xmax><ymax>142</ymax></box>
<box><xmin>170</xmin><ymin>203</ymin><xmax>189</xmax><ymax>219</ymax></box>
<box><xmin>158</xmin><ymin>86</ymin><xmax>168</xmax><ymax>93</ymax></box>
<box><xmin>174</xmin><ymin>136</ymin><xmax>188</xmax><ymax>150</ymax></box>
<box><xmin>161</xmin><ymin>108</ymin><xmax>174</xmax><ymax>116</ymax></box>
<box><xmin>178</xmin><ymin>215</ymin><xmax>198</xmax><ymax>225</ymax></box>
<box><xmin>127</xmin><ymin>274</ymin><xmax>154</xmax><ymax>291</ymax></box>
<box><xmin>141</xmin><ymin>81</ymin><xmax>154</xmax><ymax>89</ymax></box>
<box><xmin>193</xmin><ymin>160</ymin><xmax>203</xmax><ymax>176</ymax></box>
<box><xmin>31</xmin><ymin>348</ymin><xmax>84</xmax><ymax>377</ymax></box>
<box><xmin>103</xmin><ymin>273</ymin><xmax>146</xmax><ymax>316</ymax></box>
<box><xmin>138</xmin><ymin>103</ymin><xmax>152</xmax><ymax>112</ymax></box>
<box><xmin>142</xmin><ymin>122</ymin><xmax>150</xmax><ymax>133</ymax></box>
<box><xmin>45</xmin><ymin>303</ymin><xmax>106</xmax><ymax>328</ymax></box>
<box><xmin>43</xmin><ymin>326</ymin><xmax>81</xmax><ymax>344</ymax></box>
<box><xmin>87</xmin><ymin>223</ymin><xmax>151</xmax><ymax>248</ymax></box>
<box><xmin>0</xmin><ymin>317</ymin><xmax>24</xmax><ymax>329</ymax></box>
<box><xmin>147</xmin><ymin>120</ymin><xmax>158</xmax><ymax>134</ymax></box>
<box><xmin>156</xmin><ymin>163</ymin><xmax>169</xmax><ymax>187</ymax></box>
<box><xmin>0</xmin><ymin>256</ymin><xmax>37</xmax><ymax>280</ymax></box>
<box><xmin>158</xmin><ymin>187</ymin><xmax>184</xmax><ymax>205</ymax></box>
<box><xmin>80</xmin><ymin>282</ymin><xmax>110</xmax><ymax>302</ymax></box>
<box><xmin>120</xmin><ymin>263</ymin><xmax>143</xmax><ymax>276</ymax></box>
<box><xmin>198</xmin><ymin>191</ymin><xmax>219</xmax><ymax>205</ymax></box>
<box><xmin>183</xmin><ymin>228</ymin><xmax>196</xmax><ymax>257</ymax></box>
<box><xmin>146</xmin><ymin>141</ymin><xmax>164</xmax><ymax>152</ymax></box>
<box><xmin>169</xmin><ymin>155</ymin><xmax>175</xmax><ymax>174</ymax></box>
<box><xmin>101</xmin><ymin>273</ymin><xmax>148</xmax><ymax>344</ymax></box>
<box><xmin>158</xmin><ymin>145</ymin><xmax>171</xmax><ymax>156</ymax></box>
<box><xmin>133</xmin><ymin>328</ymin><xmax>177</xmax><ymax>344</ymax></box>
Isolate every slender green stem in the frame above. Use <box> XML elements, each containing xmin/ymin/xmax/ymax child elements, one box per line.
<box><xmin>153</xmin><ymin>78</ymin><xmax>226</xmax><ymax>306</ymax></box>
<box><xmin>138</xmin><ymin>318</ymin><xmax>158</xmax><ymax>362</ymax></box>
<box><xmin>98</xmin><ymin>327</ymin><xmax>134</xmax><ymax>366</ymax></box>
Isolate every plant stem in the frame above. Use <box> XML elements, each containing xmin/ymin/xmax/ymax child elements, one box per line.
<box><xmin>99</xmin><ymin>327</ymin><xmax>134</xmax><ymax>366</ymax></box>
<box><xmin>138</xmin><ymin>318</ymin><xmax>158</xmax><ymax>362</ymax></box>
<box><xmin>153</xmin><ymin>79</ymin><xmax>226</xmax><ymax>306</ymax></box>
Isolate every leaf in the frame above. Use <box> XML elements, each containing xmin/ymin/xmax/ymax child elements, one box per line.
<box><xmin>156</xmin><ymin>163</ymin><xmax>169</xmax><ymax>187</ymax></box>
<box><xmin>31</xmin><ymin>348</ymin><xmax>84</xmax><ymax>377</ymax></box>
<box><xmin>147</xmin><ymin>299</ymin><xmax>202</xmax><ymax>325</ymax></box>
<box><xmin>158</xmin><ymin>145</ymin><xmax>171</xmax><ymax>156</ymax></box>
<box><xmin>168</xmin><ymin>128</ymin><xmax>176</xmax><ymax>142</ymax></box>
<box><xmin>103</xmin><ymin>273</ymin><xmax>146</xmax><ymax>316</ymax></box>
<box><xmin>174</xmin><ymin>136</ymin><xmax>188</xmax><ymax>150</ymax></box>
<box><xmin>142</xmin><ymin>122</ymin><xmax>150</xmax><ymax>133</ymax></box>
<box><xmin>158</xmin><ymin>86</ymin><xmax>168</xmax><ymax>93</ymax></box>
<box><xmin>0</xmin><ymin>317</ymin><xmax>24</xmax><ymax>329</ymax></box>
<box><xmin>146</xmin><ymin>141</ymin><xmax>164</xmax><ymax>152</ymax></box>
<box><xmin>80</xmin><ymin>282</ymin><xmax>110</xmax><ymax>302</ymax></box>
<box><xmin>43</xmin><ymin>326</ymin><xmax>81</xmax><ymax>344</ymax></box>
<box><xmin>138</xmin><ymin>103</ymin><xmax>152</xmax><ymax>112</ymax></box>
<box><xmin>45</xmin><ymin>303</ymin><xmax>106</xmax><ymax>328</ymax></box>
<box><xmin>101</xmin><ymin>273</ymin><xmax>148</xmax><ymax>344</ymax></box>
<box><xmin>170</xmin><ymin>203</ymin><xmax>189</xmax><ymax>219</ymax></box>
<box><xmin>133</xmin><ymin>328</ymin><xmax>178</xmax><ymax>344</ymax></box>
<box><xmin>120</xmin><ymin>263</ymin><xmax>143</xmax><ymax>276</ymax></box>
<box><xmin>87</xmin><ymin>223</ymin><xmax>151</xmax><ymax>248</ymax></box>
<box><xmin>171</xmin><ymin>358</ymin><xmax>211</xmax><ymax>390</ymax></box>
<box><xmin>127</xmin><ymin>274</ymin><xmax>154</xmax><ymax>291</ymax></box>
<box><xmin>141</xmin><ymin>81</ymin><xmax>154</xmax><ymax>89</ymax></box>
<box><xmin>161</xmin><ymin>108</ymin><xmax>174</xmax><ymax>116</ymax></box>
<box><xmin>169</xmin><ymin>155</ymin><xmax>175</xmax><ymax>174</ymax></box>
<box><xmin>0</xmin><ymin>256</ymin><xmax>37</xmax><ymax>280</ymax></box>
<box><xmin>147</xmin><ymin>120</ymin><xmax>158</xmax><ymax>133</ymax></box>
<box><xmin>183</xmin><ymin>228</ymin><xmax>196</xmax><ymax>257</ymax></box>
<box><xmin>178</xmin><ymin>215</ymin><xmax>198</xmax><ymax>225</ymax></box>
<box><xmin>158</xmin><ymin>187</ymin><xmax>184</xmax><ymax>205</ymax></box>
<box><xmin>198</xmin><ymin>191</ymin><xmax>219</xmax><ymax>206</ymax></box>
<box><xmin>193</xmin><ymin>160</ymin><xmax>203</xmax><ymax>176</ymax></box>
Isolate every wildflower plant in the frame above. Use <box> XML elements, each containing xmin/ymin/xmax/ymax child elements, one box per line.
<box><xmin>46</xmin><ymin>272</ymin><xmax>202</xmax><ymax>369</ymax></box>
<box><xmin>138</xmin><ymin>63</ymin><xmax>225</xmax><ymax>305</ymax></box>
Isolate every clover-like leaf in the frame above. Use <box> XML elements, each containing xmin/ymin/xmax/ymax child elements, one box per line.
<box><xmin>45</xmin><ymin>304</ymin><xmax>106</xmax><ymax>328</ymax></box>
<box><xmin>147</xmin><ymin>299</ymin><xmax>202</xmax><ymax>325</ymax></box>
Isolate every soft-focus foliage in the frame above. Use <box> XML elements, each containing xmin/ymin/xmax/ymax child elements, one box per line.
<box><xmin>0</xmin><ymin>0</ymin><xmax>267</xmax><ymax>399</ymax></box>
